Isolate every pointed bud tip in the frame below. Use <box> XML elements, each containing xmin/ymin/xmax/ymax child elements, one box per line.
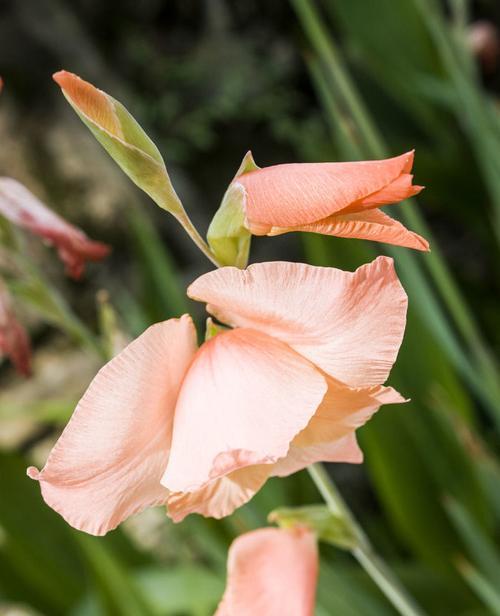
<box><xmin>52</xmin><ymin>71</ymin><xmax>99</xmax><ymax>104</ymax></box>
<box><xmin>53</xmin><ymin>71</ymin><xmax>92</xmax><ymax>103</ymax></box>
<box><xmin>52</xmin><ymin>71</ymin><xmax>125</xmax><ymax>140</ymax></box>
<box><xmin>53</xmin><ymin>69</ymin><xmax>76</xmax><ymax>88</ymax></box>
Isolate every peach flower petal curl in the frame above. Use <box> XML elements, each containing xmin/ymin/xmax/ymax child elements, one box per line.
<box><xmin>236</xmin><ymin>151</ymin><xmax>429</xmax><ymax>251</ymax></box>
<box><xmin>29</xmin><ymin>257</ymin><xmax>407</xmax><ymax>534</ymax></box>
<box><xmin>188</xmin><ymin>256</ymin><xmax>407</xmax><ymax>387</ymax></box>
<box><xmin>215</xmin><ymin>527</ymin><xmax>318</xmax><ymax>616</ymax></box>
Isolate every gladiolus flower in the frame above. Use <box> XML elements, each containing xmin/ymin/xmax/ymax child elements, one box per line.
<box><xmin>233</xmin><ymin>151</ymin><xmax>428</xmax><ymax>251</ymax></box>
<box><xmin>0</xmin><ymin>178</ymin><xmax>110</xmax><ymax>279</ymax></box>
<box><xmin>0</xmin><ymin>278</ymin><xmax>31</xmax><ymax>376</ymax></box>
<box><xmin>215</xmin><ymin>527</ymin><xmax>318</xmax><ymax>616</ymax></box>
<box><xmin>28</xmin><ymin>256</ymin><xmax>407</xmax><ymax>535</ymax></box>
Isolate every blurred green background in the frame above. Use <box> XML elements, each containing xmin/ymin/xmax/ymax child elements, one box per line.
<box><xmin>1</xmin><ymin>0</ymin><xmax>500</xmax><ymax>614</ymax></box>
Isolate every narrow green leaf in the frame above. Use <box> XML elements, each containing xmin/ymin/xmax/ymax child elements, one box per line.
<box><xmin>75</xmin><ymin>535</ymin><xmax>159</xmax><ymax>616</ymax></box>
<box><xmin>0</xmin><ymin>452</ymin><xmax>85</xmax><ymax>614</ymax></box>
<box><xmin>445</xmin><ymin>497</ymin><xmax>500</xmax><ymax>589</ymax></box>
<box><xmin>456</xmin><ymin>559</ymin><xmax>500</xmax><ymax>616</ymax></box>
<box><xmin>127</xmin><ymin>206</ymin><xmax>189</xmax><ymax>320</ymax></box>
<box><xmin>8</xmin><ymin>273</ymin><xmax>102</xmax><ymax>357</ymax></box>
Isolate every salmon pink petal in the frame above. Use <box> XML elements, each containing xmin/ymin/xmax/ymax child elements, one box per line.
<box><xmin>215</xmin><ymin>527</ymin><xmax>318</xmax><ymax>616</ymax></box>
<box><xmin>188</xmin><ymin>257</ymin><xmax>407</xmax><ymax>386</ymax></box>
<box><xmin>0</xmin><ymin>279</ymin><xmax>31</xmax><ymax>376</ymax></box>
<box><xmin>272</xmin><ymin>383</ymin><xmax>406</xmax><ymax>477</ymax></box>
<box><xmin>167</xmin><ymin>464</ymin><xmax>271</xmax><ymax>522</ymax></box>
<box><xmin>350</xmin><ymin>174</ymin><xmax>423</xmax><ymax>211</ymax></box>
<box><xmin>271</xmin><ymin>434</ymin><xmax>363</xmax><ymax>477</ymax></box>
<box><xmin>27</xmin><ymin>316</ymin><xmax>197</xmax><ymax>535</ymax></box>
<box><xmin>161</xmin><ymin>328</ymin><xmax>327</xmax><ymax>493</ymax></box>
<box><xmin>0</xmin><ymin>178</ymin><xmax>110</xmax><ymax>279</ymax></box>
<box><xmin>238</xmin><ymin>151</ymin><xmax>417</xmax><ymax>232</ymax></box>
<box><xmin>274</xmin><ymin>208</ymin><xmax>429</xmax><ymax>251</ymax></box>
<box><xmin>296</xmin><ymin>382</ymin><xmax>407</xmax><ymax>446</ymax></box>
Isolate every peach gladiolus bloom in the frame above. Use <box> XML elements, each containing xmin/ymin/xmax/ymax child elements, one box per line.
<box><xmin>28</xmin><ymin>256</ymin><xmax>407</xmax><ymax>535</ymax></box>
<box><xmin>0</xmin><ymin>278</ymin><xmax>31</xmax><ymax>376</ymax></box>
<box><xmin>215</xmin><ymin>527</ymin><xmax>318</xmax><ymax>616</ymax></box>
<box><xmin>237</xmin><ymin>151</ymin><xmax>428</xmax><ymax>251</ymax></box>
<box><xmin>0</xmin><ymin>178</ymin><xmax>110</xmax><ymax>279</ymax></box>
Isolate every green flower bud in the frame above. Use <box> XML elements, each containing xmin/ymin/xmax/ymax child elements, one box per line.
<box><xmin>207</xmin><ymin>151</ymin><xmax>259</xmax><ymax>268</ymax></box>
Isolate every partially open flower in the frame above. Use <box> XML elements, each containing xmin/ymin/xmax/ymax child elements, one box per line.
<box><xmin>215</xmin><ymin>527</ymin><xmax>318</xmax><ymax>616</ymax></box>
<box><xmin>0</xmin><ymin>178</ymin><xmax>110</xmax><ymax>279</ymax></box>
<box><xmin>219</xmin><ymin>150</ymin><xmax>428</xmax><ymax>252</ymax></box>
<box><xmin>0</xmin><ymin>277</ymin><xmax>31</xmax><ymax>376</ymax></box>
<box><xmin>28</xmin><ymin>257</ymin><xmax>407</xmax><ymax>535</ymax></box>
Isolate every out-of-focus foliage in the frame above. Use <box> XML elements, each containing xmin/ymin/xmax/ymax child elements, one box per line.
<box><xmin>1</xmin><ymin>0</ymin><xmax>500</xmax><ymax>614</ymax></box>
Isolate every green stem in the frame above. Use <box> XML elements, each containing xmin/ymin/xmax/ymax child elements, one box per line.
<box><xmin>308</xmin><ymin>464</ymin><xmax>424</xmax><ymax>616</ymax></box>
<box><xmin>175</xmin><ymin>211</ymin><xmax>223</xmax><ymax>268</ymax></box>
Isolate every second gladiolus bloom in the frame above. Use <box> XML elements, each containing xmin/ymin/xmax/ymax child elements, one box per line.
<box><xmin>29</xmin><ymin>256</ymin><xmax>407</xmax><ymax>535</ymax></box>
<box><xmin>236</xmin><ymin>150</ymin><xmax>428</xmax><ymax>249</ymax></box>
<box><xmin>208</xmin><ymin>150</ymin><xmax>429</xmax><ymax>266</ymax></box>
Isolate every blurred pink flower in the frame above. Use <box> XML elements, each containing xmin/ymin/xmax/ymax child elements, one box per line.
<box><xmin>215</xmin><ymin>527</ymin><xmax>318</xmax><ymax>616</ymax></box>
<box><xmin>468</xmin><ymin>20</ymin><xmax>500</xmax><ymax>73</ymax></box>
<box><xmin>238</xmin><ymin>151</ymin><xmax>428</xmax><ymax>250</ymax></box>
<box><xmin>28</xmin><ymin>256</ymin><xmax>407</xmax><ymax>535</ymax></box>
<box><xmin>0</xmin><ymin>178</ymin><xmax>110</xmax><ymax>279</ymax></box>
<box><xmin>0</xmin><ymin>278</ymin><xmax>31</xmax><ymax>376</ymax></box>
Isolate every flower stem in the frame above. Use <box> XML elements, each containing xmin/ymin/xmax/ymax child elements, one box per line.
<box><xmin>307</xmin><ymin>463</ymin><xmax>424</xmax><ymax>616</ymax></box>
<box><xmin>175</xmin><ymin>211</ymin><xmax>223</xmax><ymax>268</ymax></box>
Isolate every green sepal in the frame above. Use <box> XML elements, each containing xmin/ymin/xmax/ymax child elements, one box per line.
<box><xmin>204</xmin><ymin>317</ymin><xmax>229</xmax><ymax>341</ymax></box>
<box><xmin>207</xmin><ymin>151</ymin><xmax>260</xmax><ymax>268</ymax></box>
<box><xmin>269</xmin><ymin>504</ymin><xmax>358</xmax><ymax>550</ymax></box>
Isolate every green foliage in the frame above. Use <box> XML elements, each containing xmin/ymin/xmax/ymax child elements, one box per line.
<box><xmin>0</xmin><ymin>452</ymin><xmax>85</xmax><ymax>614</ymax></box>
